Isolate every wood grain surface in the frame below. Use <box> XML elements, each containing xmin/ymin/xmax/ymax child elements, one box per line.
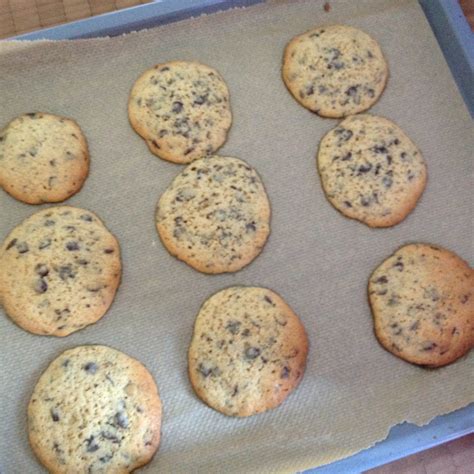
<box><xmin>0</xmin><ymin>0</ymin><xmax>150</xmax><ymax>37</ymax></box>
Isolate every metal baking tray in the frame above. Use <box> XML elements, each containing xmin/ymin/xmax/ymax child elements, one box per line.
<box><xmin>7</xmin><ymin>0</ymin><xmax>474</xmax><ymax>472</ymax></box>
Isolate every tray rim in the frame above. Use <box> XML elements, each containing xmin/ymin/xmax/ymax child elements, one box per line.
<box><xmin>3</xmin><ymin>0</ymin><xmax>473</xmax><ymax>472</ymax></box>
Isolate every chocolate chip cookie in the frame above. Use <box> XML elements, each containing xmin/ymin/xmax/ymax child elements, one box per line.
<box><xmin>188</xmin><ymin>286</ymin><xmax>308</xmax><ymax>417</ymax></box>
<box><xmin>369</xmin><ymin>244</ymin><xmax>474</xmax><ymax>367</ymax></box>
<box><xmin>0</xmin><ymin>112</ymin><xmax>89</xmax><ymax>204</ymax></box>
<box><xmin>128</xmin><ymin>61</ymin><xmax>232</xmax><ymax>164</ymax></box>
<box><xmin>317</xmin><ymin>114</ymin><xmax>427</xmax><ymax>227</ymax></box>
<box><xmin>0</xmin><ymin>206</ymin><xmax>121</xmax><ymax>336</ymax></box>
<box><xmin>282</xmin><ymin>25</ymin><xmax>388</xmax><ymax>117</ymax></box>
<box><xmin>156</xmin><ymin>155</ymin><xmax>271</xmax><ymax>273</ymax></box>
<box><xmin>28</xmin><ymin>345</ymin><xmax>162</xmax><ymax>473</ymax></box>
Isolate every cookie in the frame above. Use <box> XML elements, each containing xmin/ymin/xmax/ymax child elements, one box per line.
<box><xmin>282</xmin><ymin>25</ymin><xmax>388</xmax><ymax>117</ymax></box>
<box><xmin>0</xmin><ymin>112</ymin><xmax>89</xmax><ymax>204</ymax></box>
<box><xmin>28</xmin><ymin>345</ymin><xmax>162</xmax><ymax>473</ymax></box>
<box><xmin>369</xmin><ymin>244</ymin><xmax>474</xmax><ymax>367</ymax></box>
<box><xmin>0</xmin><ymin>206</ymin><xmax>121</xmax><ymax>336</ymax></box>
<box><xmin>156</xmin><ymin>155</ymin><xmax>271</xmax><ymax>274</ymax></box>
<box><xmin>128</xmin><ymin>61</ymin><xmax>232</xmax><ymax>164</ymax></box>
<box><xmin>317</xmin><ymin>114</ymin><xmax>427</xmax><ymax>227</ymax></box>
<box><xmin>188</xmin><ymin>287</ymin><xmax>308</xmax><ymax>417</ymax></box>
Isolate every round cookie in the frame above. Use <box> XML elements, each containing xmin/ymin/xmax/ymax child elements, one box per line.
<box><xmin>0</xmin><ymin>112</ymin><xmax>89</xmax><ymax>204</ymax></box>
<box><xmin>369</xmin><ymin>244</ymin><xmax>474</xmax><ymax>367</ymax></box>
<box><xmin>282</xmin><ymin>25</ymin><xmax>388</xmax><ymax>117</ymax></box>
<box><xmin>188</xmin><ymin>286</ymin><xmax>308</xmax><ymax>417</ymax></box>
<box><xmin>0</xmin><ymin>206</ymin><xmax>121</xmax><ymax>336</ymax></box>
<box><xmin>156</xmin><ymin>155</ymin><xmax>271</xmax><ymax>274</ymax></box>
<box><xmin>28</xmin><ymin>345</ymin><xmax>162</xmax><ymax>473</ymax></box>
<box><xmin>317</xmin><ymin>114</ymin><xmax>427</xmax><ymax>227</ymax></box>
<box><xmin>128</xmin><ymin>61</ymin><xmax>232</xmax><ymax>164</ymax></box>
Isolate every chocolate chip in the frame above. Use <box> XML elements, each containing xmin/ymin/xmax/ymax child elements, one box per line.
<box><xmin>151</xmin><ymin>139</ymin><xmax>160</xmax><ymax>149</ymax></box>
<box><xmin>382</xmin><ymin>176</ymin><xmax>393</xmax><ymax>188</ymax></box>
<box><xmin>232</xmin><ymin>385</ymin><xmax>239</xmax><ymax>397</ymax></box>
<box><xmin>172</xmin><ymin>101</ymin><xmax>183</xmax><ymax>113</ymax></box>
<box><xmin>422</xmin><ymin>343</ymin><xmax>437</xmax><ymax>351</ymax></box>
<box><xmin>306</xmin><ymin>85</ymin><xmax>314</xmax><ymax>96</ymax></box>
<box><xmin>50</xmin><ymin>408</ymin><xmax>60</xmax><ymax>422</ymax></box>
<box><xmin>334</xmin><ymin>128</ymin><xmax>353</xmax><ymax>142</ymax></box>
<box><xmin>104</xmin><ymin>248</ymin><xmax>115</xmax><ymax>254</ymax></box>
<box><xmin>39</xmin><ymin>239</ymin><xmax>51</xmax><ymax>250</ymax></box>
<box><xmin>245</xmin><ymin>347</ymin><xmax>261</xmax><ymax>359</ymax></box>
<box><xmin>102</xmin><ymin>431</ymin><xmax>120</xmax><ymax>443</ymax></box>
<box><xmin>358</xmin><ymin>163</ymin><xmax>372</xmax><ymax>174</ymax></box>
<box><xmin>360</xmin><ymin>196</ymin><xmax>371</xmax><ymax>207</ymax></box>
<box><xmin>410</xmin><ymin>321</ymin><xmax>419</xmax><ymax>331</ymax></box>
<box><xmin>83</xmin><ymin>362</ymin><xmax>98</xmax><ymax>374</ymax></box>
<box><xmin>388</xmin><ymin>295</ymin><xmax>399</xmax><ymax>306</ymax></box>
<box><xmin>226</xmin><ymin>320</ymin><xmax>241</xmax><ymax>335</ymax></box>
<box><xmin>115</xmin><ymin>411</ymin><xmax>129</xmax><ymax>429</ymax></box>
<box><xmin>372</xmin><ymin>145</ymin><xmax>388</xmax><ymax>154</ymax></box>
<box><xmin>344</xmin><ymin>201</ymin><xmax>352</xmax><ymax>208</ymax></box>
<box><xmin>100</xmin><ymin>455</ymin><xmax>113</xmax><ymax>463</ymax></box>
<box><xmin>34</xmin><ymin>279</ymin><xmax>48</xmax><ymax>294</ymax></box>
<box><xmin>78</xmin><ymin>259</ymin><xmax>89</xmax><ymax>266</ymax></box>
<box><xmin>44</xmin><ymin>219</ymin><xmax>55</xmax><ymax>226</ymax></box>
<box><xmin>66</xmin><ymin>241</ymin><xmax>79</xmax><ymax>251</ymax></box>
<box><xmin>245</xmin><ymin>222</ymin><xmax>257</xmax><ymax>232</ymax></box>
<box><xmin>194</xmin><ymin>95</ymin><xmax>207</xmax><ymax>105</ymax></box>
<box><xmin>460</xmin><ymin>294</ymin><xmax>470</xmax><ymax>304</ymax></box>
<box><xmin>281</xmin><ymin>366</ymin><xmax>291</xmax><ymax>379</ymax></box>
<box><xmin>241</xmin><ymin>328</ymin><xmax>250</xmax><ymax>337</ymax></box>
<box><xmin>341</xmin><ymin>152</ymin><xmax>352</xmax><ymax>161</ymax></box>
<box><xmin>59</xmin><ymin>265</ymin><xmax>75</xmax><ymax>281</ymax></box>
<box><xmin>198</xmin><ymin>363</ymin><xmax>212</xmax><ymax>377</ymax></box>
<box><xmin>17</xmin><ymin>241</ymin><xmax>29</xmax><ymax>253</ymax></box>
<box><xmin>80</xmin><ymin>214</ymin><xmax>93</xmax><ymax>222</ymax></box>
<box><xmin>184</xmin><ymin>147</ymin><xmax>194</xmax><ymax>156</ymax></box>
<box><xmin>393</xmin><ymin>261</ymin><xmax>404</xmax><ymax>271</ymax></box>
<box><xmin>375</xmin><ymin>276</ymin><xmax>388</xmax><ymax>284</ymax></box>
<box><xmin>345</xmin><ymin>85</ymin><xmax>358</xmax><ymax>98</ymax></box>
<box><xmin>26</xmin><ymin>113</ymin><xmax>36</xmax><ymax>118</ymax></box>
<box><xmin>85</xmin><ymin>436</ymin><xmax>99</xmax><ymax>452</ymax></box>
<box><xmin>6</xmin><ymin>239</ymin><xmax>17</xmax><ymax>250</ymax></box>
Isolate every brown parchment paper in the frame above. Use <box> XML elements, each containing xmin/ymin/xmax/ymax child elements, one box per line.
<box><xmin>0</xmin><ymin>1</ymin><xmax>473</xmax><ymax>472</ymax></box>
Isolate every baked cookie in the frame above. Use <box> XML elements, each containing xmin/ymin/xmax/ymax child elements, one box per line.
<box><xmin>0</xmin><ymin>112</ymin><xmax>89</xmax><ymax>204</ymax></box>
<box><xmin>317</xmin><ymin>114</ymin><xmax>427</xmax><ymax>227</ymax></box>
<box><xmin>0</xmin><ymin>206</ymin><xmax>121</xmax><ymax>336</ymax></box>
<box><xmin>188</xmin><ymin>287</ymin><xmax>308</xmax><ymax>417</ymax></box>
<box><xmin>28</xmin><ymin>345</ymin><xmax>162</xmax><ymax>473</ymax></box>
<box><xmin>282</xmin><ymin>25</ymin><xmax>388</xmax><ymax>117</ymax></box>
<box><xmin>369</xmin><ymin>244</ymin><xmax>474</xmax><ymax>367</ymax></box>
<box><xmin>156</xmin><ymin>155</ymin><xmax>271</xmax><ymax>274</ymax></box>
<box><xmin>128</xmin><ymin>61</ymin><xmax>232</xmax><ymax>164</ymax></box>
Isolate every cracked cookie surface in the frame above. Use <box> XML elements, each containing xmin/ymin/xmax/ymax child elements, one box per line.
<box><xmin>282</xmin><ymin>25</ymin><xmax>388</xmax><ymax>117</ymax></box>
<box><xmin>0</xmin><ymin>206</ymin><xmax>121</xmax><ymax>336</ymax></box>
<box><xmin>28</xmin><ymin>345</ymin><xmax>162</xmax><ymax>473</ymax></box>
<box><xmin>128</xmin><ymin>61</ymin><xmax>232</xmax><ymax>164</ymax></box>
<box><xmin>0</xmin><ymin>112</ymin><xmax>89</xmax><ymax>204</ymax></box>
<box><xmin>156</xmin><ymin>155</ymin><xmax>271</xmax><ymax>274</ymax></box>
<box><xmin>188</xmin><ymin>287</ymin><xmax>308</xmax><ymax>417</ymax></box>
<box><xmin>369</xmin><ymin>244</ymin><xmax>474</xmax><ymax>367</ymax></box>
<box><xmin>317</xmin><ymin>114</ymin><xmax>427</xmax><ymax>227</ymax></box>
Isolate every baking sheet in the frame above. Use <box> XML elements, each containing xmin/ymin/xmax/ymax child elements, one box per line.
<box><xmin>0</xmin><ymin>1</ymin><xmax>473</xmax><ymax>472</ymax></box>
